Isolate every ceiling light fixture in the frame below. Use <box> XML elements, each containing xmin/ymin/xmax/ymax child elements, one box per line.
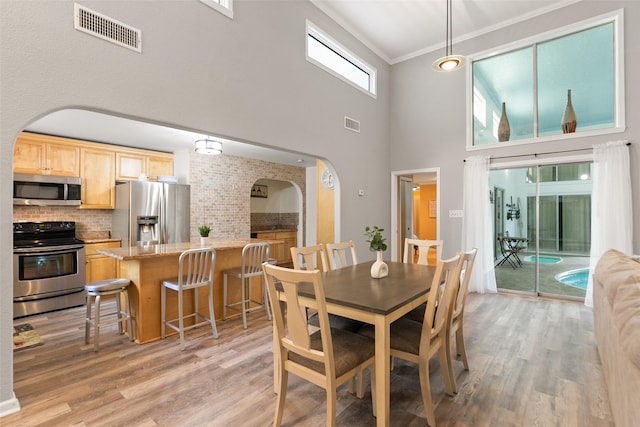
<box><xmin>194</xmin><ymin>137</ymin><xmax>222</xmax><ymax>155</ymax></box>
<box><xmin>432</xmin><ymin>0</ymin><xmax>465</xmax><ymax>72</ymax></box>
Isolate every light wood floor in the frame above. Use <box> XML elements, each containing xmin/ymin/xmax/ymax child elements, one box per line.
<box><xmin>5</xmin><ymin>293</ymin><xmax>613</xmax><ymax>426</ymax></box>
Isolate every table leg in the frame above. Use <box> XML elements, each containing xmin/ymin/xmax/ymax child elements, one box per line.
<box><xmin>374</xmin><ymin>315</ymin><xmax>390</xmax><ymax>426</ymax></box>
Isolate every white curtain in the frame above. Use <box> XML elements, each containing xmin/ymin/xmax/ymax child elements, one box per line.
<box><xmin>585</xmin><ymin>140</ymin><xmax>633</xmax><ymax>307</ymax></box>
<box><xmin>462</xmin><ymin>155</ymin><xmax>497</xmax><ymax>293</ymax></box>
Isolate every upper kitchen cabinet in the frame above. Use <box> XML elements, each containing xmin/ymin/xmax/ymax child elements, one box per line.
<box><xmin>14</xmin><ymin>133</ymin><xmax>80</xmax><ymax>176</ymax></box>
<box><xmin>116</xmin><ymin>150</ymin><xmax>173</xmax><ymax>181</ymax></box>
<box><xmin>147</xmin><ymin>155</ymin><xmax>173</xmax><ymax>180</ymax></box>
<box><xmin>80</xmin><ymin>147</ymin><xmax>115</xmax><ymax>209</ymax></box>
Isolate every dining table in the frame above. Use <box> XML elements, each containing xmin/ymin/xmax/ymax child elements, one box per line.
<box><xmin>273</xmin><ymin>260</ymin><xmax>435</xmax><ymax>427</ymax></box>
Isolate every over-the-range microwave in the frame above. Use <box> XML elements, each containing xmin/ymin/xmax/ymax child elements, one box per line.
<box><xmin>13</xmin><ymin>173</ymin><xmax>82</xmax><ymax>206</ymax></box>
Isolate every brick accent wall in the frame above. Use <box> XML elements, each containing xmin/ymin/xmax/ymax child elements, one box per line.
<box><xmin>189</xmin><ymin>152</ymin><xmax>305</xmax><ymax>241</ymax></box>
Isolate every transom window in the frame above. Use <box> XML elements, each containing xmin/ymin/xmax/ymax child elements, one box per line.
<box><xmin>469</xmin><ymin>9</ymin><xmax>624</xmax><ymax>149</ymax></box>
<box><xmin>199</xmin><ymin>0</ymin><xmax>233</xmax><ymax>19</ymax></box>
<box><xmin>306</xmin><ymin>20</ymin><xmax>377</xmax><ymax>98</ymax></box>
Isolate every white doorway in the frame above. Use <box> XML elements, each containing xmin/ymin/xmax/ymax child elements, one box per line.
<box><xmin>391</xmin><ymin>168</ymin><xmax>440</xmax><ymax>262</ymax></box>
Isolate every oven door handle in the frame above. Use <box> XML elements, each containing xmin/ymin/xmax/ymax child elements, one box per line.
<box><xmin>13</xmin><ymin>244</ymin><xmax>85</xmax><ymax>254</ymax></box>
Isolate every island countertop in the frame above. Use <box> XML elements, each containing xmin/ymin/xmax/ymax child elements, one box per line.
<box><xmin>96</xmin><ymin>238</ymin><xmax>283</xmax><ymax>261</ymax></box>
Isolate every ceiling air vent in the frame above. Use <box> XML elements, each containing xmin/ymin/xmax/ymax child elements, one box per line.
<box><xmin>74</xmin><ymin>4</ymin><xmax>142</xmax><ymax>53</ymax></box>
<box><xmin>344</xmin><ymin>116</ymin><xmax>361</xmax><ymax>133</ymax></box>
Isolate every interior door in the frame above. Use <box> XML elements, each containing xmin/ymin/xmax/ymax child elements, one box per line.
<box><xmin>399</xmin><ymin>177</ymin><xmax>413</xmax><ymax>261</ymax></box>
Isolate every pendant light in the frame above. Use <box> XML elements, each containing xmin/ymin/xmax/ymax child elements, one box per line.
<box><xmin>432</xmin><ymin>0</ymin><xmax>465</xmax><ymax>72</ymax></box>
<box><xmin>194</xmin><ymin>137</ymin><xmax>223</xmax><ymax>155</ymax></box>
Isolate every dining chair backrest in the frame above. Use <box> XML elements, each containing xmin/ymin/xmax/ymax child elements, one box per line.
<box><xmin>403</xmin><ymin>238</ymin><xmax>443</xmax><ymax>266</ymax></box>
<box><xmin>451</xmin><ymin>248</ymin><xmax>478</xmax><ymax>322</ymax></box>
<box><xmin>290</xmin><ymin>244</ymin><xmax>329</xmax><ymax>272</ymax></box>
<box><xmin>262</xmin><ymin>262</ymin><xmax>336</xmax><ymax>380</ymax></box>
<box><xmin>420</xmin><ymin>254</ymin><xmax>462</xmax><ymax>348</ymax></box>
<box><xmin>325</xmin><ymin>241</ymin><xmax>358</xmax><ymax>270</ymax></box>
<box><xmin>176</xmin><ymin>247</ymin><xmax>216</xmax><ymax>290</ymax></box>
<box><xmin>241</xmin><ymin>242</ymin><xmax>270</xmax><ymax>277</ymax></box>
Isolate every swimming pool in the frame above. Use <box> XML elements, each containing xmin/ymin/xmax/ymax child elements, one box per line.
<box><xmin>523</xmin><ymin>255</ymin><xmax>563</xmax><ymax>264</ymax></box>
<box><xmin>555</xmin><ymin>268</ymin><xmax>589</xmax><ymax>290</ymax></box>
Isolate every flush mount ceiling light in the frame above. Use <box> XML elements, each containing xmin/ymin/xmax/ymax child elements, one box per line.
<box><xmin>432</xmin><ymin>0</ymin><xmax>465</xmax><ymax>72</ymax></box>
<box><xmin>194</xmin><ymin>137</ymin><xmax>222</xmax><ymax>155</ymax></box>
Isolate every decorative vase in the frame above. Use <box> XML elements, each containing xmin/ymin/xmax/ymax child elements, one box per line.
<box><xmin>561</xmin><ymin>89</ymin><xmax>577</xmax><ymax>134</ymax></box>
<box><xmin>498</xmin><ymin>102</ymin><xmax>510</xmax><ymax>142</ymax></box>
<box><xmin>371</xmin><ymin>251</ymin><xmax>389</xmax><ymax>279</ymax></box>
<box><xmin>200</xmin><ymin>236</ymin><xmax>207</xmax><ymax>245</ymax></box>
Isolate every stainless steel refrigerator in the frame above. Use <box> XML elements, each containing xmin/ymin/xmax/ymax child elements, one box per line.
<box><xmin>112</xmin><ymin>181</ymin><xmax>190</xmax><ymax>247</ymax></box>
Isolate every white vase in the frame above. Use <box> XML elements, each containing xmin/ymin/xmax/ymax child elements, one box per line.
<box><xmin>200</xmin><ymin>236</ymin><xmax>207</xmax><ymax>245</ymax></box>
<box><xmin>371</xmin><ymin>251</ymin><xmax>389</xmax><ymax>278</ymax></box>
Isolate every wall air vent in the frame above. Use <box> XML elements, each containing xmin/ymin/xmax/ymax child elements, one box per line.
<box><xmin>344</xmin><ymin>116</ymin><xmax>361</xmax><ymax>133</ymax></box>
<box><xmin>74</xmin><ymin>4</ymin><xmax>142</xmax><ymax>53</ymax></box>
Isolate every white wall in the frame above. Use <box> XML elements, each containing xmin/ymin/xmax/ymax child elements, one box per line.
<box><xmin>390</xmin><ymin>1</ymin><xmax>640</xmax><ymax>258</ymax></box>
<box><xmin>251</xmin><ymin>179</ymin><xmax>299</xmax><ymax>213</ymax></box>
<box><xmin>0</xmin><ymin>0</ymin><xmax>390</xmax><ymax>413</ymax></box>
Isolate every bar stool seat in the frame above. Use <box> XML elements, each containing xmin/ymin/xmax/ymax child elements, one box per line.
<box><xmin>84</xmin><ymin>278</ymin><xmax>133</xmax><ymax>352</ymax></box>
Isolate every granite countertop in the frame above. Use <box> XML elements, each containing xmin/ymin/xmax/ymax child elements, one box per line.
<box><xmin>97</xmin><ymin>238</ymin><xmax>283</xmax><ymax>261</ymax></box>
<box><xmin>78</xmin><ymin>231</ymin><xmax>121</xmax><ymax>244</ymax></box>
<box><xmin>251</xmin><ymin>229</ymin><xmax>297</xmax><ymax>233</ymax></box>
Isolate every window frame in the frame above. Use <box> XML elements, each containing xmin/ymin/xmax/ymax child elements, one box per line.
<box><xmin>305</xmin><ymin>20</ymin><xmax>377</xmax><ymax>99</ymax></box>
<box><xmin>466</xmin><ymin>9</ymin><xmax>625</xmax><ymax>151</ymax></box>
<box><xmin>199</xmin><ymin>0</ymin><xmax>233</xmax><ymax>19</ymax></box>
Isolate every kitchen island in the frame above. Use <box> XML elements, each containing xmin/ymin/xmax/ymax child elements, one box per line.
<box><xmin>97</xmin><ymin>239</ymin><xmax>282</xmax><ymax>344</ymax></box>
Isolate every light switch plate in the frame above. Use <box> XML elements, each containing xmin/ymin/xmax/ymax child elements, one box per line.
<box><xmin>449</xmin><ymin>210</ymin><xmax>464</xmax><ymax>218</ymax></box>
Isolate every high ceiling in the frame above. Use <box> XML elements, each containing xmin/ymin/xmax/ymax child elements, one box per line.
<box><xmin>25</xmin><ymin>0</ymin><xmax>580</xmax><ymax>174</ymax></box>
<box><xmin>311</xmin><ymin>0</ymin><xmax>580</xmax><ymax>64</ymax></box>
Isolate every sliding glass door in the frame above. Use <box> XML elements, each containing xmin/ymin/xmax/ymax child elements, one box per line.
<box><xmin>490</xmin><ymin>162</ymin><xmax>591</xmax><ymax>299</ymax></box>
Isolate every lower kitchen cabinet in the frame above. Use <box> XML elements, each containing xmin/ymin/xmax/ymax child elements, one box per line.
<box><xmin>85</xmin><ymin>241</ymin><xmax>121</xmax><ymax>283</ymax></box>
<box><xmin>256</xmin><ymin>231</ymin><xmax>296</xmax><ymax>265</ymax></box>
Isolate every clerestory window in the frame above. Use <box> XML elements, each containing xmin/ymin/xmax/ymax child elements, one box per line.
<box><xmin>306</xmin><ymin>20</ymin><xmax>377</xmax><ymax>98</ymax></box>
<box><xmin>469</xmin><ymin>9</ymin><xmax>624</xmax><ymax>149</ymax></box>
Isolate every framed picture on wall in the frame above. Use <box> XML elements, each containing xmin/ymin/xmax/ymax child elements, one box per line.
<box><xmin>251</xmin><ymin>184</ymin><xmax>268</xmax><ymax>198</ymax></box>
<box><xmin>429</xmin><ymin>200</ymin><xmax>437</xmax><ymax>218</ymax></box>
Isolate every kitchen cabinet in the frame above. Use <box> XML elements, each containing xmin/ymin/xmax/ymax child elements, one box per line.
<box><xmin>256</xmin><ymin>231</ymin><xmax>296</xmax><ymax>265</ymax></box>
<box><xmin>147</xmin><ymin>155</ymin><xmax>174</xmax><ymax>179</ymax></box>
<box><xmin>14</xmin><ymin>132</ymin><xmax>174</xmax><ymax>209</ymax></box>
<box><xmin>14</xmin><ymin>134</ymin><xmax>80</xmax><ymax>176</ymax></box>
<box><xmin>85</xmin><ymin>241</ymin><xmax>121</xmax><ymax>283</ymax></box>
<box><xmin>116</xmin><ymin>151</ymin><xmax>173</xmax><ymax>181</ymax></box>
<box><xmin>279</xmin><ymin>231</ymin><xmax>297</xmax><ymax>265</ymax></box>
<box><xmin>80</xmin><ymin>147</ymin><xmax>115</xmax><ymax>209</ymax></box>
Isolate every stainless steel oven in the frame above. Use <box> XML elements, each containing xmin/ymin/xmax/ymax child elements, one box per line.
<box><xmin>13</xmin><ymin>222</ymin><xmax>86</xmax><ymax>318</ymax></box>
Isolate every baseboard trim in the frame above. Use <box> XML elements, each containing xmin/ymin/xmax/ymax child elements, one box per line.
<box><xmin>0</xmin><ymin>393</ymin><xmax>21</xmax><ymax>418</ymax></box>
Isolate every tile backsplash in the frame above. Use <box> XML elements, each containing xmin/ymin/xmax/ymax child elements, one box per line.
<box><xmin>13</xmin><ymin>206</ymin><xmax>112</xmax><ymax>237</ymax></box>
<box><xmin>251</xmin><ymin>213</ymin><xmax>298</xmax><ymax>231</ymax></box>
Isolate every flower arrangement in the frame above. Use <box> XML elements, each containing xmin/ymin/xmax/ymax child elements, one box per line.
<box><xmin>364</xmin><ymin>225</ymin><xmax>387</xmax><ymax>252</ymax></box>
<box><xmin>197</xmin><ymin>225</ymin><xmax>211</xmax><ymax>237</ymax></box>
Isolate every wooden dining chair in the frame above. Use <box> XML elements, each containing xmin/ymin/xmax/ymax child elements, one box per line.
<box><xmin>292</xmin><ymin>243</ymin><xmax>363</xmax><ymax>333</ymax></box>
<box><xmin>446</xmin><ymin>248</ymin><xmax>478</xmax><ymax>393</ymax></box>
<box><xmin>262</xmin><ymin>263</ymin><xmax>376</xmax><ymax>427</ymax></box>
<box><xmin>403</xmin><ymin>238</ymin><xmax>443</xmax><ymax>266</ymax></box>
<box><xmin>360</xmin><ymin>254</ymin><xmax>462</xmax><ymax>426</ymax></box>
<box><xmin>402</xmin><ymin>238</ymin><xmax>444</xmax><ymax>323</ymax></box>
<box><xmin>290</xmin><ymin>244</ymin><xmax>329</xmax><ymax>272</ymax></box>
<box><xmin>326</xmin><ymin>240</ymin><xmax>358</xmax><ymax>270</ymax></box>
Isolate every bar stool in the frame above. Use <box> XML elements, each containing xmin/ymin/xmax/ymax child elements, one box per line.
<box><xmin>223</xmin><ymin>242</ymin><xmax>271</xmax><ymax>329</ymax></box>
<box><xmin>161</xmin><ymin>247</ymin><xmax>218</xmax><ymax>350</ymax></box>
<box><xmin>84</xmin><ymin>278</ymin><xmax>133</xmax><ymax>352</ymax></box>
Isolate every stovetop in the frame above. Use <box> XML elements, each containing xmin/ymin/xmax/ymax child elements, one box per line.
<box><xmin>13</xmin><ymin>221</ymin><xmax>84</xmax><ymax>248</ymax></box>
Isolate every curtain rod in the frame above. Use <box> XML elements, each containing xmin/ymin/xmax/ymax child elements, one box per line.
<box><xmin>463</xmin><ymin>142</ymin><xmax>631</xmax><ymax>162</ymax></box>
